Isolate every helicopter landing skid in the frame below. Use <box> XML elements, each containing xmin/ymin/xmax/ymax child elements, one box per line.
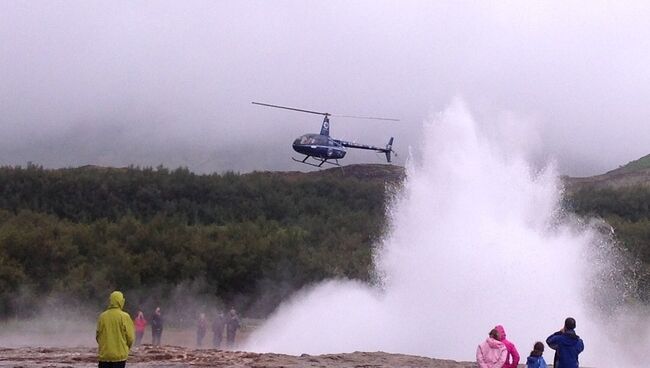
<box><xmin>292</xmin><ymin>156</ymin><xmax>341</xmax><ymax>168</ymax></box>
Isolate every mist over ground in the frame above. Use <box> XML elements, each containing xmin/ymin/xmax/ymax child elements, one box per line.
<box><xmin>2</xmin><ymin>1</ymin><xmax>650</xmax><ymax>175</ymax></box>
<box><xmin>0</xmin><ymin>281</ymin><xmax>239</xmax><ymax>348</ymax></box>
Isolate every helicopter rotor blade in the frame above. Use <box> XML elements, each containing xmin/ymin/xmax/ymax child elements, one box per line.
<box><xmin>331</xmin><ymin>114</ymin><xmax>400</xmax><ymax>121</ymax></box>
<box><xmin>252</xmin><ymin>102</ymin><xmax>330</xmax><ymax>116</ymax></box>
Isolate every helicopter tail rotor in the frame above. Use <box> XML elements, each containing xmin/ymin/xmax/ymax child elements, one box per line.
<box><xmin>385</xmin><ymin>137</ymin><xmax>394</xmax><ymax>163</ymax></box>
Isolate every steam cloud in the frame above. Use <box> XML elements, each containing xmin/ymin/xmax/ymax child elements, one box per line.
<box><xmin>244</xmin><ymin>101</ymin><xmax>650</xmax><ymax>367</ymax></box>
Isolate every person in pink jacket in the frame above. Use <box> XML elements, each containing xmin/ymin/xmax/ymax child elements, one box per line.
<box><xmin>133</xmin><ymin>310</ymin><xmax>147</xmax><ymax>346</ymax></box>
<box><xmin>477</xmin><ymin>328</ymin><xmax>507</xmax><ymax>368</ymax></box>
<box><xmin>495</xmin><ymin>325</ymin><xmax>520</xmax><ymax>368</ymax></box>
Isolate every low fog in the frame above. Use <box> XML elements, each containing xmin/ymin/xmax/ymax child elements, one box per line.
<box><xmin>1</xmin><ymin>1</ymin><xmax>650</xmax><ymax>175</ymax></box>
<box><xmin>0</xmin><ymin>281</ymin><xmax>238</xmax><ymax>348</ymax></box>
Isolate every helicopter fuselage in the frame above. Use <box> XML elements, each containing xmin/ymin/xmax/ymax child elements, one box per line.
<box><xmin>252</xmin><ymin>101</ymin><xmax>395</xmax><ymax>167</ymax></box>
<box><xmin>292</xmin><ymin>133</ymin><xmax>346</xmax><ymax>160</ymax></box>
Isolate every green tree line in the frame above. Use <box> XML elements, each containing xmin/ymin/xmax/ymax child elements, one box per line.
<box><xmin>566</xmin><ymin>186</ymin><xmax>650</xmax><ymax>300</ymax></box>
<box><xmin>0</xmin><ymin>165</ymin><xmax>386</xmax><ymax>319</ymax></box>
<box><xmin>1</xmin><ymin>164</ymin><xmax>649</xmax><ymax>320</ymax></box>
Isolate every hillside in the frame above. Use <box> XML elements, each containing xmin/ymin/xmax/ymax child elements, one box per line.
<box><xmin>562</xmin><ymin>154</ymin><xmax>650</xmax><ymax>301</ymax></box>
<box><xmin>244</xmin><ymin>164</ymin><xmax>405</xmax><ymax>185</ymax></box>
<box><xmin>307</xmin><ymin>163</ymin><xmax>406</xmax><ymax>183</ymax></box>
<box><xmin>610</xmin><ymin>153</ymin><xmax>650</xmax><ymax>174</ymax></box>
<box><xmin>564</xmin><ymin>154</ymin><xmax>650</xmax><ymax>191</ymax></box>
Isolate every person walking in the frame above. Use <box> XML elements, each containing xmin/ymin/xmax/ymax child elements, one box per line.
<box><xmin>546</xmin><ymin>317</ymin><xmax>584</xmax><ymax>368</ymax></box>
<box><xmin>225</xmin><ymin>308</ymin><xmax>241</xmax><ymax>348</ymax></box>
<box><xmin>212</xmin><ymin>312</ymin><xmax>226</xmax><ymax>348</ymax></box>
<box><xmin>526</xmin><ymin>341</ymin><xmax>548</xmax><ymax>368</ymax></box>
<box><xmin>495</xmin><ymin>325</ymin><xmax>520</xmax><ymax>368</ymax></box>
<box><xmin>96</xmin><ymin>291</ymin><xmax>135</xmax><ymax>368</ymax></box>
<box><xmin>151</xmin><ymin>307</ymin><xmax>163</xmax><ymax>346</ymax></box>
<box><xmin>476</xmin><ymin>328</ymin><xmax>507</xmax><ymax>368</ymax></box>
<box><xmin>133</xmin><ymin>311</ymin><xmax>147</xmax><ymax>346</ymax></box>
<box><xmin>196</xmin><ymin>313</ymin><xmax>208</xmax><ymax>347</ymax></box>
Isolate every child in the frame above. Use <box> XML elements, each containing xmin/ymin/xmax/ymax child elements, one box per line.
<box><xmin>526</xmin><ymin>341</ymin><xmax>547</xmax><ymax>368</ymax></box>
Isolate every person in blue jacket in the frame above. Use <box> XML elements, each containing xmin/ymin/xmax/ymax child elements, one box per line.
<box><xmin>526</xmin><ymin>341</ymin><xmax>547</xmax><ymax>368</ymax></box>
<box><xmin>546</xmin><ymin>317</ymin><xmax>584</xmax><ymax>368</ymax></box>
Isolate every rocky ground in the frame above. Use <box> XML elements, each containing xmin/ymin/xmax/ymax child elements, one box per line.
<box><xmin>0</xmin><ymin>345</ymin><xmax>477</xmax><ymax>368</ymax></box>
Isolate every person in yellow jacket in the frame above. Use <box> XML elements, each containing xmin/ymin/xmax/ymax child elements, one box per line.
<box><xmin>96</xmin><ymin>291</ymin><xmax>135</xmax><ymax>368</ymax></box>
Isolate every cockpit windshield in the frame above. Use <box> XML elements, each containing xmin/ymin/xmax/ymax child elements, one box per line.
<box><xmin>294</xmin><ymin>134</ymin><xmax>329</xmax><ymax>146</ymax></box>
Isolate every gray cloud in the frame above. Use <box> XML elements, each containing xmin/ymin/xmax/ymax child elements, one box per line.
<box><xmin>1</xmin><ymin>1</ymin><xmax>649</xmax><ymax>175</ymax></box>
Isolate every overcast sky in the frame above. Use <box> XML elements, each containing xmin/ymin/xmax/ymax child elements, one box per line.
<box><xmin>1</xmin><ymin>1</ymin><xmax>649</xmax><ymax>175</ymax></box>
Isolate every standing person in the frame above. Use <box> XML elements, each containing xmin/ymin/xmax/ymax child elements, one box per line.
<box><xmin>151</xmin><ymin>307</ymin><xmax>164</xmax><ymax>346</ymax></box>
<box><xmin>196</xmin><ymin>313</ymin><xmax>208</xmax><ymax>347</ymax></box>
<box><xmin>495</xmin><ymin>325</ymin><xmax>520</xmax><ymax>368</ymax></box>
<box><xmin>212</xmin><ymin>312</ymin><xmax>226</xmax><ymax>348</ymax></box>
<box><xmin>96</xmin><ymin>291</ymin><xmax>135</xmax><ymax>368</ymax></box>
<box><xmin>225</xmin><ymin>308</ymin><xmax>241</xmax><ymax>348</ymax></box>
<box><xmin>133</xmin><ymin>311</ymin><xmax>147</xmax><ymax>346</ymax></box>
<box><xmin>546</xmin><ymin>317</ymin><xmax>584</xmax><ymax>368</ymax></box>
<box><xmin>526</xmin><ymin>341</ymin><xmax>548</xmax><ymax>368</ymax></box>
<box><xmin>476</xmin><ymin>328</ymin><xmax>507</xmax><ymax>368</ymax></box>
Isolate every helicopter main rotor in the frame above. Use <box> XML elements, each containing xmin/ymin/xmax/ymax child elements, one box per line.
<box><xmin>251</xmin><ymin>102</ymin><xmax>399</xmax><ymax>121</ymax></box>
<box><xmin>251</xmin><ymin>102</ymin><xmax>331</xmax><ymax>116</ymax></box>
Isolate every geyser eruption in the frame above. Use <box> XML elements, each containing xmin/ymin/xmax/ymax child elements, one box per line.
<box><xmin>246</xmin><ymin>101</ymin><xmax>645</xmax><ymax>366</ymax></box>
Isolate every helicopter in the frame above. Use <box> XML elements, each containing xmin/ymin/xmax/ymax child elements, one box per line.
<box><xmin>252</xmin><ymin>102</ymin><xmax>398</xmax><ymax>167</ymax></box>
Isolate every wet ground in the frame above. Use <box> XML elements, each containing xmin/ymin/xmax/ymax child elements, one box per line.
<box><xmin>0</xmin><ymin>321</ymin><xmax>479</xmax><ymax>367</ymax></box>
<box><xmin>0</xmin><ymin>345</ymin><xmax>476</xmax><ymax>368</ymax></box>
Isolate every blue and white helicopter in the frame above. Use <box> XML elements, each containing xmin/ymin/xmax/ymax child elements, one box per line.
<box><xmin>252</xmin><ymin>102</ymin><xmax>397</xmax><ymax>167</ymax></box>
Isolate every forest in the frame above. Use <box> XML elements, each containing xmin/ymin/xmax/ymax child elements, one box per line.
<box><xmin>565</xmin><ymin>185</ymin><xmax>650</xmax><ymax>299</ymax></box>
<box><xmin>0</xmin><ymin>164</ymin><xmax>388</xmax><ymax>320</ymax></box>
<box><xmin>0</xmin><ymin>164</ymin><xmax>648</xmax><ymax>321</ymax></box>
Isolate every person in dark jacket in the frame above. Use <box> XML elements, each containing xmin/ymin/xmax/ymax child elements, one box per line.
<box><xmin>212</xmin><ymin>312</ymin><xmax>226</xmax><ymax>348</ymax></box>
<box><xmin>526</xmin><ymin>341</ymin><xmax>548</xmax><ymax>368</ymax></box>
<box><xmin>225</xmin><ymin>308</ymin><xmax>241</xmax><ymax>348</ymax></box>
<box><xmin>96</xmin><ymin>291</ymin><xmax>135</xmax><ymax>368</ymax></box>
<box><xmin>546</xmin><ymin>317</ymin><xmax>584</xmax><ymax>368</ymax></box>
<box><xmin>151</xmin><ymin>307</ymin><xmax>163</xmax><ymax>346</ymax></box>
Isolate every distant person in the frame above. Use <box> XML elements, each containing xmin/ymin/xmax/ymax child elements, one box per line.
<box><xmin>225</xmin><ymin>308</ymin><xmax>241</xmax><ymax>348</ymax></box>
<box><xmin>526</xmin><ymin>341</ymin><xmax>548</xmax><ymax>368</ymax></box>
<box><xmin>495</xmin><ymin>325</ymin><xmax>520</xmax><ymax>368</ymax></box>
<box><xmin>151</xmin><ymin>307</ymin><xmax>164</xmax><ymax>346</ymax></box>
<box><xmin>96</xmin><ymin>291</ymin><xmax>135</xmax><ymax>368</ymax></box>
<box><xmin>212</xmin><ymin>312</ymin><xmax>226</xmax><ymax>348</ymax></box>
<box><xmin>133</xmin><ymin>311</ymin><xmax>147</xmax><ymax>346</ymax></box>
<box><xmin>476</xmin><ymin>328</ymin><xmax>507</xmax><ymax>368</ymax></box>
<box><xmin>546</xmin><ymin>317</ymin><xmax>584</xmax><ymax>368</ymax></box>
<box><xmin>196</xmin><ymin>313</ymin><xmax>208</xmax><ymax>347</ymax></box>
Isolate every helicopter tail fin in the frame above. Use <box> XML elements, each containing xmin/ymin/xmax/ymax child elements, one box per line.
<box><xmin>320</xmin><ymin>116</ymin><xmax>330</xmax><ymax>136</ymax></box>
<box><xmin>385</xmin><ymin>137</ymin><xmax>394</xmax><ymax>163</ymax></box>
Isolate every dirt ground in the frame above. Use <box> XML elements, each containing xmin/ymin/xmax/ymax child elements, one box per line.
<box><xmin>0</xmin><ymin>322</ymin><xmax>480</xmax><ymax>367</ymax></box>
<box><xmin>0</xmin><ymin>345</ymin><xmax>477</xmax><ymax>368</ymax></box>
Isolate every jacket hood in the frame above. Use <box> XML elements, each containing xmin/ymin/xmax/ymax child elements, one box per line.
<box><xmin>486</xmin><ymin>337</ymin><xmax>504</xmax><ymax>349</ymax></box>
<box><xmin>564</xmin><ymin>329</ymin><xmax>580</xmax><ymax>339</ymax></box>
<box><xmin>526</xmin><ymin>356</ymin><xmax>541</xmax><ymax>364</ymax></box>
<box><xmin>108</xmin><ymin>291</ymin><xmax>125</xmax><ymax>310</ymax></box>
<box><xmin>495</xmin><ymin>325</ymin><xmax>507</xmax><ymax>340</ymax></box>
<box><xmin>558</xmin><ymin>329</ymin><xmax>581</xmax><ymax>347</ymax></box>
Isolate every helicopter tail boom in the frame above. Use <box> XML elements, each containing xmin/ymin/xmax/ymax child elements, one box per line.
<box><xmin>335</xmin><ymin>137</ymin><xmax>395</xmax><ymax>163</ymax></box>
